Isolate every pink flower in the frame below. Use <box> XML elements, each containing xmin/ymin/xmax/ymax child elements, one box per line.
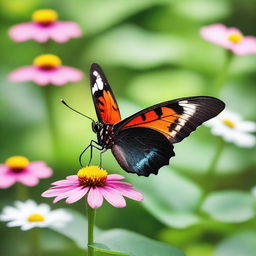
<box><xmin>200</xmin><ymin>24</ymin><xmax>256</xmax><ymax>55</ymax></box>
<box><xmin>42</xmin><ymin>166</ymin><xmax>144</xmax><ymax>208</ymax></box>
<box><xmin>9</xmin><ymin>9</ymin><xmax>82</xmax><ymax>43</ymax></box>
<box><xmin>0</xmin><ymin>156</ymin><xmax>52</xmax><ymax>189</ymax></box>
<box><xmin>8</xmin><ymin>54</ymin><xmax>83</xmax><ymax>86</ymax></box>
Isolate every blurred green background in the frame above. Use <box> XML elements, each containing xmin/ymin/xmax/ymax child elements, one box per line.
<box><xmin>0</xmin><ymin>0</ymin><xmax>256</xmax><ymax>255</ymax></box>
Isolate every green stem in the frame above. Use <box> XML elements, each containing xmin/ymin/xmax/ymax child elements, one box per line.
<box><xmin>30</xmin><ymin>228</ymin><xmax>41</xmax><ymax>256</ymax></box>
<box><xmin>16</xmin><ymin>183</ymin><xmax>28</xmax><ymax>200</ymax></box>
<box><xmin>87</xmin><ymin>203</ymin><xmax>96</xmax><ymax>256</ymax></box>
<box><xmin>213</xmin><ymin>50</ymin><xmax>234</xmax><ymax>96</ymax></box>
<box><xmin>206</xmin><ymin>138</ymin><xmax>225</xmax><ymax>184</ymax></box>
<box><xmin>41</xmin><ymin>86</ymin><xmax>59</xmax><ymax>160</ymax></box>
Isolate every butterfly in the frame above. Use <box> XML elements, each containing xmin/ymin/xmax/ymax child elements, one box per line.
<box><xmin>64</xmin><ymin>63</ymin><xmax>225</xmax><ymax>177</ymax></box>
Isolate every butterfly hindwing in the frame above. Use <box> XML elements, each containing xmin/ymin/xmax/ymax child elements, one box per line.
<box><xmin>112</xmin><ymin>127</ymin><xmax>175</xmax><ymax>176</ymax></box>
<box><xmin>114</xmin><ymin>96</ymin><xmax>225</xmax><ymax>144</ymax></box>
<box><xmin>90</xmin><ymin>63</ymin><xmax>121</xmax><ymax>124</ymax></box>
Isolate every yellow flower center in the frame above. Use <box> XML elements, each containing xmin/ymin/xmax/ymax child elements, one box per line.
<box><xmin>33</xmin><ymin>54</ymin><xmax>62</xmax><ymax>69</ymax></box>
<box><xmin>32</xmin><ymin>9</ymin><xmax>58</xmax><ymax>25</ymax></box>
<box><xmin>27</xmin><ymin>213</ymin><xmax>45</xmax><ymax>222</ymax></box>
<box><xmin>5</xmin><ymin>156</ymin><xmax>30</xmax><ymax>170</ymax></box>
<box><xmin>77</xmin><ymin>166</ymin><xmax>108</xmax><ymax>187</ymax></box>
<box><xmin>222</xmin><ymin>119</ymin><xmax>236</xmax><ymax>128</ymax></box>
<box><xmin>227</xmin><ymin>33</ymin><xmax>243</xmax><ymax>44</ymax></box>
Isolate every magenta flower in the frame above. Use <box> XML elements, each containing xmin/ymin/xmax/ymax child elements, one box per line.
<box><xmin>9</xmin><ymin>9</ymin><xmax>82</xmax><ymax>43</ymax></box>
<box><xmin>42</xmin><ymin>166</ymin><xmax>144</xmax><ymax>208</ymax></box>
<box><xmin>0</xmin><ymin>156</ymin><xmax>52</xmax><ymax>188</ymax></box>
<box><xmin>8</xmin><ymin>54</ymin><xmax>83</xmax><ymax>86</ymax></box>
<box><xmin>200</xmin><ymin>24</ymin><xmax>256</xmax><ymax>55</ymax></box>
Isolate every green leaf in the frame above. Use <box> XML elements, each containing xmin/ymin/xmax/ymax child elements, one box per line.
<box><xmin>52</xmin><ymin>210</ymin><xmax>185</xmax><ymax>256</ymax></box>
<box><xmin>201</xmin><ymin>191</ymin><xmax>256</xmax><ymax>223</ymax></box>
<box><xmin>128</xmin><ymin>167</ymin><xmax>202</xmax><ymax>228</ymax></box>
<box><xmin>87</xmin><ymin>25</ymin><xmax>186</xmax><ymax>69</ymax></box>
<box><xmin>214</xmin><ymin>230</ymin><xmax>256</xmax><ymax>256</ymax></box>
<box><xmin>96</xmin><ymin>229</ymin><xmax>185</xmax><ymax>256</ymax></box>
<box><xmin>172</xmin><ymin>134</ymin><xmax>256</xmax><ymax>175</ymax></box>
<box><xmin>174</xmin><ymin>0</ymin><xmax>230</xmax><ymax>22</ymax></box>
<box><xmin>62</xmin><ymin>0</ymin><xmax>170</xmax><ymax>35</ymax></box>
<box><xmin>127</xmin><ymin>69</ymin><xmax>204</xmax><ymax>106</ymax></box>
<box><xmin>90</xmin><ymin>243</ymin><xmax>129</xmax><ymax>255</ymax></box>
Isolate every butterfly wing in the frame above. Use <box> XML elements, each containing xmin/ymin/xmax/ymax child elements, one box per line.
<box><xmin>90</xmin><ymin>63</ymin><xmax>121</xmax><ymax>124</ymax></box>
<box><xmin>112</xmin><ymin>127</ymin><xmax>175</xmax><ymax>176</ymax></box>
<box><xmin>111</xmin><ymin>96</ymin><xmax>224</xmax><ymax>176</ymax></box>
<box><xmin>114</xmin><ymin>96</ymin><xmax>225</xmax><ymax>144</ymax></box>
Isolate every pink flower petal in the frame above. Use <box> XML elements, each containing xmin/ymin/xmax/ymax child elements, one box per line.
<box><xmin>49</xmin><ymin>22</ymin><xmax>82</xmax><ymax>43</ymax></box>
<box><xmin>100</xmin><ymin>187</ymin><xmax>126</xmax><ymax>208</ymax></box>
<box><xmin>0</xmin><ymin>165</ymin><xmax>9</xmax><ymax>174</ymax></box>
<box><xmin>108</xmin><ymin>183</ymin><xmax>144</xmax><ymax>201</ymax></box>
<box><xmin>87</xmin><ymin>187</ymin><xmax>104</xmax><ymax>208</ymax></box>
<box><xmin>49</xmin><ymin>66</ymin><xmax>83</xmax><ymax>85</ymax></box>
<box><xmin>201</xmin><ymin>24</ymin><xmax>231</xmax><ymax>48</ymax></box>
<box><xmin>42</xmin><ymin>185</ymin><xmax>79</xmax><ymax>197</ymax></box>
<box><xmin>106</xmin><ymin>174</ymin><xmax>125</xmax><ymax>181</ymax></box>
<box><xmin>66</xmin><ymin>175</ymin><xmax>78</xmax><ymax>181</ymax></box>
<box><xmin>51</xmin><ymin>186</ymin><xmax>85</xmax><ymax>203</ymax></box>
<box><xmin>9</xmin><ymin>22</ymin><xmax>48</xmax><ymax>43</ymax></box>
<box><xmin>17</xmin><ymin>173</ymin><xmax>38</xmax><ymax>186</ymax></box>
<box><xmin>107</xmin><ymin>180</ymin><xmax>133</xmax><ymax>187</ymax></box>
<box><xmin>26</xmin><ymin>161</ymin><xmax>52</xmax><ymax>178</ymax></box>
<box><xmin>66</xmin><ymin>187</ymin><xmax>89</xmax><ymax>204</ymax></box>
<box><xmin>200</xmin><ymin>24</ymin><xmax>244</xmax><ymax>50</ymax></box>
<box><xmin>51</xmin><ymin>179</ymin><xmax>78</xmax><ymax>186</ymax></box>
<box><xmin>0</xmin><ymin>173</ymin><xmax>16</xmax><ymax>188</ymax></box>
<box><xmin>9</xmin><ymin>64</ymin><xmax>83</xmax><ymax>86</ymax></box>
<box><xmin>232</xmin><ymin>36</ymin><xmax>256</xmax><ymax>55</ymax></box>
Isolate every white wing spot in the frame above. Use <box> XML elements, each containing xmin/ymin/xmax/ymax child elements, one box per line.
<box><xmin>170</xmin><ymin>102</ymin><xmax>198</xmax><ymax>138</ymax></box>
<box><xmin>92</xmin><ymin>71</ymin><xmax>104</xmax><ymax>94</ymax></box>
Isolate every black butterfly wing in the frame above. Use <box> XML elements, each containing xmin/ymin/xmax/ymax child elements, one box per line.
<box><xmin>114</xmin><ymin>96</ymin><xmax>225</xmax><ymax>144</ymax></box>
<box><xmin>112</xmin><ymin>127</ymin><xmax>175</xmax><ymax>176</ymax></box>
<box><xmin>90</xmin><ymin>63</ymin><xmax>121</xmax><ymax>124</ymax></box>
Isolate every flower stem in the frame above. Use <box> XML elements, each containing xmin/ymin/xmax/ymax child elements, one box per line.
<box><xmin>87</xmin><ymin>203</ymin><xmax>96</xmax><ymax>256</ymax></box>
<box><xmin>206</xmin><ymin>138</ymin><xmax>225</xmax><ymax>185</ymax></box>
<box><xmin>41</xmin><ymin>86</ymin><xmax>60</xmax><ymax>160</ymax></box>
<box><xmin>16</xmin><ymin>183</ymin><xmax>28</xmax><ymax>200</ymax></box>
<box><xmin>213</xmin><ymin>50</ymin><xmax>234</xmax><ymax>96</ymax></box>
<box><xmin>30</xmin><ymin>228</ymin><xmax>41</xmax><ymax>256</ymax></box>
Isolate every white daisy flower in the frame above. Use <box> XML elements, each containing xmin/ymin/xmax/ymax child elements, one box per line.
<box><xmin>205</xmin><ymin>109</ymin><xmax>256</xmax><ymax>147</ymax></box>
<box><xmin>0</xmin><ymin>200</ymin><xmax>72</xmax><ymax>231</ymax></box>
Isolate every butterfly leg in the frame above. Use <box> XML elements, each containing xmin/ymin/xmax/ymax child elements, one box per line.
<box><xmin>99</xmin><ymin>149</ymin><xmax>108</xmax><ymax>168</ymax></box>
<box><xmin>79</xmin><ymin>140</ymin><xmax>102</xmax><ymax>167</ymax></box>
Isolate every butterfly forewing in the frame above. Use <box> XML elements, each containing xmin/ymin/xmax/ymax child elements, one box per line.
<box><xmin>90</xmin><ymin>63</ymin><xmax>121</xmax><ymax>124</ymax></box>
<box><xmin>114</xmin><ymin>96</ymin><xmax>225</xmax><ymax>143</ymax></box>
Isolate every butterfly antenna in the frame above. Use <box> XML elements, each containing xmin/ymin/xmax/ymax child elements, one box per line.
<box><xmin>60</xmin><ymin>99</ymin><xmax>95</xmax><ymax>122</ymax></box>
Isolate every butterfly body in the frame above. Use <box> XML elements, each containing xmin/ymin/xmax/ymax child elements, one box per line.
<box><xmin>89</xmin><ymin>63</ymin><xmax>225</xmax><ymax>176</ymax></box>
<box><xmin>94</xmin><ymin>123</ymin><xmax>115</xmax><ymax>149</ymax></box>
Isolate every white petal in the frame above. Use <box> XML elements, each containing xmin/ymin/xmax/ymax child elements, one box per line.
<box><xmin>37</xmin><ymin>204</ymin><xmax>50</xmax><ymax>215</ymax></box>
<box><xmin>236</xmin><ymin>121</ymin><xmax>256</xmax><ymax>132</ymax></box>
<box><xmin>7</xmin><ymin>220</ymin><xmax>25</xmax><ymax>227</ymax></box>
<box><xmin>20</xmin><ymin>223</ymin><xmax>34</xmax><ymax>231</ymax></box>
<box><xmin>233</xmin><ymin>133</ymin><xmax>256</xmax><ymax>147</ymax></box>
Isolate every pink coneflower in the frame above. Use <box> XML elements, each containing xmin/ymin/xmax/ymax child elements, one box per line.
<box><xmin>8</xmin><ymin>54</ymin><xmax>83</xmax><ymax>86</ymax></box>
<box><xmin>42</xmin><ymin>166</ymin><xmax>144</xmax><ymax>208</ymax></box>
<box><xmin>0</xmin><ymin>156</ymin><xmax>52</xmax><ymax>188</ymax></box>
<box><xmin>9</xmin><ymin>9</ymin><xmax>82</xmax><ymax>43</ymax></box>
<box><xmin>200</xmin><ymin>24</ymin><xmax>256</xmax><ymax>55</ymax></box>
